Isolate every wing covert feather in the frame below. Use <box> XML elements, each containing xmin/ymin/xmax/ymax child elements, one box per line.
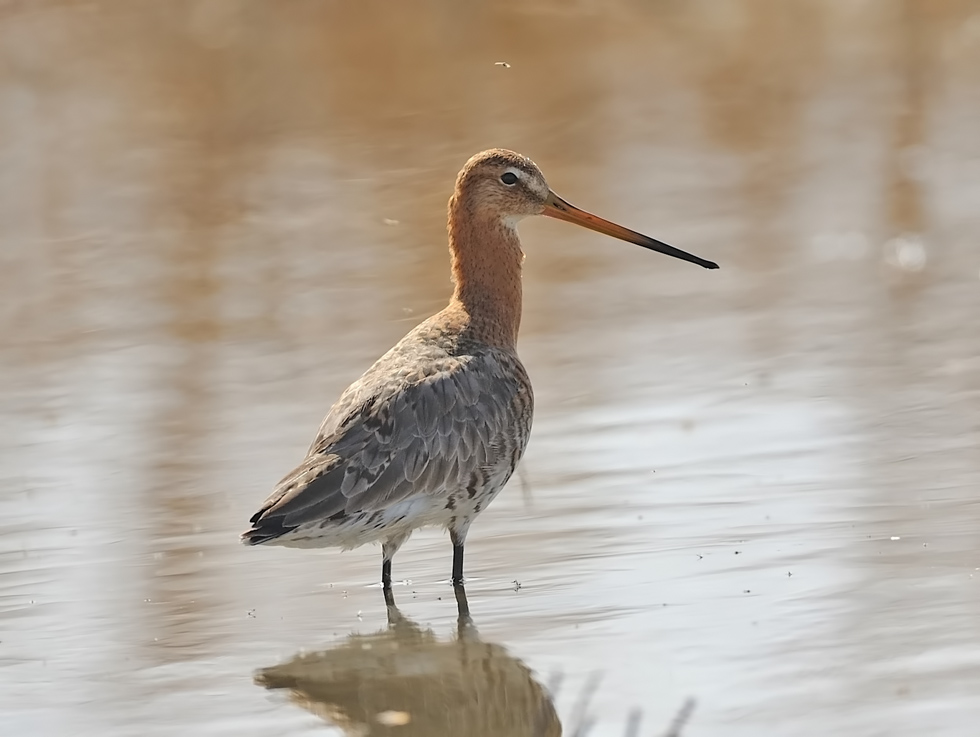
<box><xmin>248</xmin><ymin>349</ymin><xmax>531</xmax><ymax>535</ymax></box>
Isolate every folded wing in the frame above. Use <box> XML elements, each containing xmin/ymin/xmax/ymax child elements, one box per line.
<box><xmin>241</xmin><ymin>350</ymin><xmax>529</xmax><ymax>545</ymax></box>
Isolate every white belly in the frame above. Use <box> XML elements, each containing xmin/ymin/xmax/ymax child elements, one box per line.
<box><xmin>269</xmin><ymin>466</ymin><xmax>514</xmax><ymax>551</ymax></box>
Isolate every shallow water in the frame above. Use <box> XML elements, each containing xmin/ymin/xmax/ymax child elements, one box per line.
<box><xmin>2</xmin><ymin>1</ymin><xmax>980</xmax><ymax>735</ymax></box>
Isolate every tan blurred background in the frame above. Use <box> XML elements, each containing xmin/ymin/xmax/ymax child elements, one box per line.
<box><xmin>1</xmin><ymin>1</ymin><xmax>979</xmax><ymax>735</ymax></box>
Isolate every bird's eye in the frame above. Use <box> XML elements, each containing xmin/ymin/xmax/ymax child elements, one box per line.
<box><xmin>500</xmin><ymin>172</ymin><xmax>519</xmax><ymax>186</ymax></box>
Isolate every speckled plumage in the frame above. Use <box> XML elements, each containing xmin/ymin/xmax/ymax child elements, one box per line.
<box><xmin>242</xmin><ymin>148</ymin><xmax>717</xmax><ymax>588</ymax></box>
<box><xmin>244</xmin><ymin>317</ymin><xmax>532</xmax><ymax>553</ymax></box>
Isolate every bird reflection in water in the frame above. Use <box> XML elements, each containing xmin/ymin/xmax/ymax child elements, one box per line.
<box><xmin>255</xmin><ymin>585</ymin><xmax>561</xmax><ymax>736</ymax></box>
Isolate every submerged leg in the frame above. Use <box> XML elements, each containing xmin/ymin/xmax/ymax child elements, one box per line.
<box><xmin>453</xmin><ymin>581</ymin><xmax>470</xmax><ymax>620</ymax></box>
<box><xmin>453</xmin><ymin>582</ymin><xmax>477</xmax><ymax>640</ymax></box>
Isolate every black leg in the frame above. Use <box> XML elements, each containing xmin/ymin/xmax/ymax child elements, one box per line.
<box><xmin>451</xmin><ymin>542</ymin><xmax>464</xmax><ymax>585</ymax></box>
<box><xmin>382</xmin><ymin>558</ymin><xmax>392</xmax><ymax>588</ymax></box>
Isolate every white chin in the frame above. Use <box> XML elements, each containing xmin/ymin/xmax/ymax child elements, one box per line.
<box><xmin>501</xmin><ymin>214</ymin><xmax>528</xmax><ymax>230</ymax></box>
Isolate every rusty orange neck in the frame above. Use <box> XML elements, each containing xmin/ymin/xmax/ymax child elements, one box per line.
<box><xmin>446</xmin><ymin>193</ymin><xmax>524</xmax><ymax>351</ymax></box>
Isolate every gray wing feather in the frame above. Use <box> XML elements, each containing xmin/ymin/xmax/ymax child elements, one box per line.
<box><xmin>245</xmin><ymin>350</ymin><xmax>528</xmax><ymax>538</ymax></box>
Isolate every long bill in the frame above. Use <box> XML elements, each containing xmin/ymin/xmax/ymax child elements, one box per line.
<box><xmin>542</xmin><ymin>191</ymin><xmax>719</xmax><ymax>270</ymax></box>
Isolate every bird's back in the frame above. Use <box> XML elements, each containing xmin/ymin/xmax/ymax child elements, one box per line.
<box><xmin>242</xmin><ymin>309</ymin><xmax>533</xmax><ymax>549</ymax></box>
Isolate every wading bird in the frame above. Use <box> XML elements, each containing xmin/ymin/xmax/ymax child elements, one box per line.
<box><xmin>242</xmin><ymin>149</ymin><xmax>717</xmax><ymax>589</ymax></box>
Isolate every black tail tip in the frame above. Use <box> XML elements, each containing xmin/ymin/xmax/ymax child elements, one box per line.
<box><xmin>240</xmin><ymin>529</ymin><xmax>261</xmax><ymax>545</ymax></box>
<box><xmin>241</xmin><ymin>516</ymin><xmax>297</xmax><ymax>546</ymax></box>
<box><xmin>240</xmin><ymin>528</ymin><xmax>280</xmax><ymax>546</ymax></box>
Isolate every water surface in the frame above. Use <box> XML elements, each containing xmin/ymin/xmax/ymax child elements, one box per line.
<box><xmin>2</xmin><ymin>2</ymin><xmax>979</xmax><ymax>735</ymax></box>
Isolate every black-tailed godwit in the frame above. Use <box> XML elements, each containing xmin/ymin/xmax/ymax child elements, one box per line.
<box><xmin>242</xmin><ymin>149</ymin><xmax>718</xmax><ymax>588</ymax></box>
